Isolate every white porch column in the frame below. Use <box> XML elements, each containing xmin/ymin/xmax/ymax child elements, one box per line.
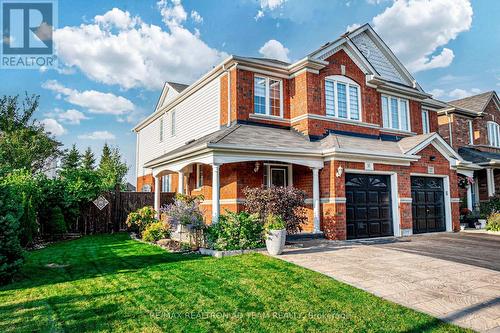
<box><xmin>466</xmin><ymin>184</ymin><xmax>473</xmax><ymax>211</ymax></box>
<box><xmin>178</xmin><ymin>171</ymin><xmax>185</xmax><ymax>195</ymax></box>
<box><xmin>212</xmin><ymin>164</ymin><xmax>221</xmax><ymax>223</ymax></box>
<box><xmin>154</xmin><ymin>176</ymin><xmax>161</xmax><ymax>217</ymax></box>
<box><xmin>486</xmin><ymin>168</ymin><xmax>495</xmax><ymax>197</ymax></box>
<box><xmin>312</xmin><ymin>167</ymin><xmax>321</xmax><ymax>233</ymax></box>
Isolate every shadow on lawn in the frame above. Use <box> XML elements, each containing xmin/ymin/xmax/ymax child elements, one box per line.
<box><xmin>1</xmin><ymin>234</ymin><xmax>204</xmax><ymax>292</ymax></box>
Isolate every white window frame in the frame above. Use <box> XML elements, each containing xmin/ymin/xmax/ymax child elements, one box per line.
<box><xmin>324</xmin><ymin>75</ymin><xmax>362</xmax><ymax>121</ymax></box>
<box><xmin>196</xmin><ymin>164</ymin><xmax>204</xmax><ymax>189</ymax></box>
<box><xmin>381</xmin><ymin>94</ymin><xmax>411</xmax><ymax>132</ymax></box>
<box><xmin>253</xmin><ymin>75</ymin><xmax>284</xmax><ymax>118</ymax></box>
<box><xmin>263</xmin><ymin>163</ymin><xmax>292</xmax><ymax>188</ymax></box>
<box><xmin>468</xmin><ymin>120</ymin><xmax>474</xmax><ymax>145</ymax></box>
<box><xmin>487</xmin><ymin>121</ymin><xmax>500</xmax><ymax>147</ymax></box>
<box><xmin>159</xmin><ymin>116</ymin><xmax>164</xmax><ymax>142</ymax></box>
<box><xmin>170</xmin><ymin>110</ymin><xmax>176</xmax><ymax>137</ymax></box>
<box><xmin>421</xmin><ymin>110</ymin><xmax>430</xmax><ymax>134</ymax></box>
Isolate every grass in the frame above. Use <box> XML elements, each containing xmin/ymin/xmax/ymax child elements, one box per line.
<box><xmin>0</xmin><ymin>233</ymin><xmax>471</xmax><ymax>333</ymax></box>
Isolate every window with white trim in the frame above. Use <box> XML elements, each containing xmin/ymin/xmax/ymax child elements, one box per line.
<box><xmin>159</xmin><ymin>117</ymin><xmax>164</xmax><ymax>142</ymax></box>
<box><xmin>196</xmin><ymin>164</ymin><xmax>204</xmax><ymax>188</ymax></box>
<box><xmin>162</xmin><ymin>174</ymin><xmax>171</xmax><ymax>192</ymax></box>
<box><xmin>468</xmin><ymin>120</ymin><xmax>474</xmax><ymax>145</ymax></box>
<box><xmin>253</xmin><ymin>76</ymin><xmax>283</xmax><ymax>117</ymax></box>
<box><xmin>421</xmin><ymin>110</ymin><xmax>430</xmax><ymax>134</ymax></box>
<box><xmin>325</xmin><ymin>75</ymin><xmax>361</xmax><ymax>120</ymax></box>
<box><xmin>170</xmin><ymin>110</ymin><xmax>176</xmax><ymax>136</ymax></box>
<box><xmin>487</xmin><ymin>121</ymin><xmax>500</xmax><ymax>147</ymax></box>
<box><xmin>381</xmin><ymin>95</ymin><xmax>410</xmax><ymax>131</ymax></box>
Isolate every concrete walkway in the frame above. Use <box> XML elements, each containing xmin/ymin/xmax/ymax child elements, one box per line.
<box><xmin>279</xmin><ymin>233</ymin><xmax>500</xmax><ymax>333</ymax></box>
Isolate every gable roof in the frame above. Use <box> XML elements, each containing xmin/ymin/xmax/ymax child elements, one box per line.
<box><xmin>448</xmin><ymin>91</ymin><xmax>499</xmax><ymax>114</ymax></box>
<box><xmin>167</xmin><ymin>81</ymin><xmax>189</xmax><ymax>93</ymax></box>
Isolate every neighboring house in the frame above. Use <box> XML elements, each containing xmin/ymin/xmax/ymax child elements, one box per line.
<box><xmin>437</xmin><ymin>91</ymin><xmax>500</xmax><ymax>209</ymax></box>
<box><xmin>134</xmin><ymin>24</ymin><xmax>466</xmax><ymax>240</ymax></box>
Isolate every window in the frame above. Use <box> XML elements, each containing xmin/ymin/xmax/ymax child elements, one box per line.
<box><xmin>253</xmin><ymin>76</ymin><xmax>283</xmax><ymax>117</ymax></box>
<box><xmin>421</xmin><ymin>110</ymin><xmax>430</xmax><ymax>134</ymax></box>
<box><xmin>159</xmin><ymin>117</ymin><xmax>164</xmax><ymax>142</ymax></box>
<box><xmin>263</xmin><ymin>164</ymin><xmax>290</xmax><ymax>188</ymax></box>
<box><xmin>196</xmin><ymin>164</ymin><xmax>204</xmax><ymax>188</ymax></box>
<box><xmin>162</xmin><ymin>174</ymin><xmax>171</xmax><ymax>192</ymax></box>
<box><xmin>325</xmin><ymin>76</ymin><xmax>360</xmax><ymax>120</ymax></box>
<box><xmin>468</xmin><ymin>120</ymin><xmax>474</xmax><ymax>145</ymax></box>
<box><xmin>381</xmin><ymin>95</ymin><xmax>410</xmax><ymax>131</ymax></box>
<box><xmin>487</xmin><ymin>121</ymin><xmax>500</xmax><ymax>147</ymax></box>
<box><xmin>170</xmin><ymin>110</ymin><xmax>176</xmax><ymax>136</ymax></box>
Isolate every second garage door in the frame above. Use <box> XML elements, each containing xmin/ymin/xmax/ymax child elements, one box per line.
<box><xmin>411</xmin><ymin>176</ymin><xmax>446</xmax><ymax>234</ymax></box>
<box><xmin>346</xmin><ymin>174</ymin><xmax>393</xmax><ymax>239</ymax></box>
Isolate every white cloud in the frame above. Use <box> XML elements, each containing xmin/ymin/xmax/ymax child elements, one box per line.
<box><xmin>372</xmin><ymin>0</ymin><xmax>472</xmax><ymax>73</ymax></box>
<box><xmin>254</xmin><ymin>10</ymin><xmax>264</xmax><ymax>21</ymax></box>
<box><xmin>53</xmin><ymin>3</ymin><xmax>227</xmax><ymax>90</ymax></box>
<box><xmin>346</xmin><ymin>23</ymin><xmax>361</xmax><ymax>32</ymax></box>
<box><xmin>42</xmin><ymin>80</ymin><xmax>135</xmax><ymax>115</ymax></box>
<box><xmin>190</xmin><ymin>10</ymin><xmax>203</xmax><ymax>23</ymax></box>
<box><xmin>58</xmin><ymin>109</ymin><xmax>89</xmax><ymax>124</ymax></box>
<box><xmin>78</xmin><ymin>131</ymin><xmax>116</xmax><ymax>140</ymax></box>
<box><xmin>429</xmin><ymin>88</ymin><xmax>445</xmax><ymax>99</ymax></box>
<box><xmin>41</xmin><ymin>118</ymin><xmax>66</xmax><ymax>136</ymax></box>
<box><xmin>259</xmin><ymin>39</ymin><xmax>290</xmax><ymax>62</ymax></box>
<box><xmin>261</xmin><ymin>0</ymin><xmax>287</xmax><ymax>10</ymax></box>
<box><xmin>448</xmin><ymin>88</ymin><xmax>481</xmax><ymax>100</ymax></box>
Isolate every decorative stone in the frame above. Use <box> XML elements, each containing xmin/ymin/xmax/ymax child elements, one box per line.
<box><xmin>93</xmin><ymin>195</ymin><xmax>109</xmax><ymax>210</ymax></box>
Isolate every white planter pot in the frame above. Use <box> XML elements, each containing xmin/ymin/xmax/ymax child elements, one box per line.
<box><xmin>460</xmin><ymin>224</ymin><xmax>466</xmax><ymax>231</ymax></box>
<box><xmin>478</xmin><ymin>219</ymin><xmax>487</xmax><ymax>229</ymax></box>
<box><xmin>265</xmin><ymin>229</ymin><xmax>286</xmax><ymax>255</ymax></box>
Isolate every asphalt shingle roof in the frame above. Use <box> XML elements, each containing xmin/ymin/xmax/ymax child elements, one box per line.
<box><xmin>167</xmin><ymin>81</ymin><xmax>189</xmax><ymax>93</ymax></box>
<box><xmin>458</xmin><ymin>147</ymin><xmax>500</xmax><ymax>164</ymax></box>
<box><xmin>448</xmin><ymin>91</ymin><xmax>495</xmax><ymax>113</ymax></box>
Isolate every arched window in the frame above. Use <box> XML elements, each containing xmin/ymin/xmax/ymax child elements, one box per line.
<box><xmin>325</xmin><ymin>75</ymin><xmax>361</xmax><ymax>121</ymax></box>
<box><xmin>487</xmin><ymin>121</ymin><xmax>500</xmax><ymax>147</ymax></box>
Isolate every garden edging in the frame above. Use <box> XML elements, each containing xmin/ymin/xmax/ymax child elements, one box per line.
<box><xmin>199</xmin><ymin>247</ymin><xmax>266</xmax><ymax>258</ymax></box>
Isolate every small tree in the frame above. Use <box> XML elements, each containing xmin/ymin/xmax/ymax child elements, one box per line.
<box><xmin>61</xmin><ymin>144</ymin><xmax>81</xmax><ymax>171</ymax></box>
<box><xmin>81</xmin><ymin>147</ymin><xmax>96</xmax><ymax>170</ymax></box>
<box><xmin>98</xmin><ymin>143</ymin><xmax>128</xmax><ymax>190</ymax></box>
<box><xmin>244</xmin><ymin>186</ymin><xmax>307</xmax><ymax>234</ymax></box>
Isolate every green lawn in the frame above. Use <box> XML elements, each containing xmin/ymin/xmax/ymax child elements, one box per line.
<box><xmin>0</xmin><ymin>234</ymin><xmax>470</xmax><ymax>333</ymax></box>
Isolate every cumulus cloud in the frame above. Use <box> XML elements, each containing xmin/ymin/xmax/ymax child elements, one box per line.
<box><xmin>53</xmin><ymin>2</ymin><xmax>227</xmax><ymax>90</ymax></box>
<box><xmin>58</xmin><ymin>109</ymin><xmax>89</xmax><ymax>124</ymax></box>
<box><xmin>78</xmin><ymin>131</ymin><xmax>116</xmax><ymax>140</ymax></box>
<box><xmin>346</xmin><ymin>23</ymin><xmax>361</xmax><ymax>32</ymax></box>
<box><xmin>448</xmin><ymin>88</ymin><xmax>481</xmax><ymax>100</ymax></box>
<box><xmin>42</xmin><ymin>80</ymin><xmax>135</xmax><ymax>115</ymax></box>
<box><xmin>41</xmin><ymin>118</ymin><xmax>66</xmax><ymax>136</ymax></box>
<box><xmin>259</xmin><ymin>39</ymin><xmax>290</xmax><ymax>62</ymax></box>
<box><xmin>429</xmin><ymin>88</ymin><xmax>445</xmax><ymax>99</ymax></box>
<box><xmin>255</xmin><ymin>0</ymin><xmax>287</xmax><ymax>20</ymax></box>
<box><xmin>372</xmin><ymin>0</ymin><xmax>472</xmax><ymax>73</ymax></box>
<box><xmin>190</xmin><ymin>10</ymin><xmax>203</xmax><ymax>23</ymax></box>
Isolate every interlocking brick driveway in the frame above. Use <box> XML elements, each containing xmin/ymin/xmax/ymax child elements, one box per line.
<box><xmin>280</xmin><ymin>233</ymin><xmax>500</xmax><ymax>333</ymax></box>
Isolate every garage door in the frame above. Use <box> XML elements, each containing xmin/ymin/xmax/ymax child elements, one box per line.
<box><xmin>411</xmin><ymin>176</ymin><xmax>446</xmax><ymax>234</ymax></box>
<box><xmin>346</xmin><ymin>174</ymin><xmax>393</xmax><ymax>239</ymax></box>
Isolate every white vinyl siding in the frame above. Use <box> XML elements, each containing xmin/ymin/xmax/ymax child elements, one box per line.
<box><xmin>381</xmin><ymin>95</ymin><xmax>410</xmax><ymax>132</ymax></box>
<box><xmin>421</xmin><ymin>110</ymin><xmax>430</xmax><ymax>134</ymax></box>
<box><xmin>324</xmin><ymin>75</ymin><xmax>361</xmax><ymax>121</ymax></box>
<box><xmin>253</xmin><ymin>76</ymin><xmax>283</xmax><ymax>117</ymax></box>
<box><xmin>487</xmin><ymin>122</ymin><xmax>500</xmax><ymax>147</ymax></box>
<box><xmin>136</xmin><ymin>77</ymin><xmax>220</xmax><ymax>177</ymax></box>
<box><xmin>159</xmin><ymin>117</ymin><xmax>164</xmax><ymax>142</ymax></box>
<box><xmin>468</xmin><ymin>120</ymin><xmax>474</xmax><ymax>145</ymax></box>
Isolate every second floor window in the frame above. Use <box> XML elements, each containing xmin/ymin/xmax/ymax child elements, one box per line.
<box><xmin>382</xmin><ymin>95</ymin><xmax>410</xmax><ymax>132</ymax></box>
<box><xmin>421</xmin><ymin>110</ymin><xmax>430</xmax><ymax>134</ymax></box>
<box><xmin>254</xmin><ymin>76</ymin><xmax>283</xmax><ymax>117</ymax></box>
<box><xmin>325</xmin><ymin>76</ymin><xmax>360</xmax><ymax>120</ymax></box>
<box><xmin>171</xmin><ymin>110</ymin><xmax>176</xmax><ymax>136</ymax></box>
<box><xmin>487</xmin><ymin>121</ymin><xmax>500</xmax><ymax>147</ymax></box>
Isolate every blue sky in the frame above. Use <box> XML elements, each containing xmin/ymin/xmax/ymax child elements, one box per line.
<box><xmin>1</xmin><ymin>0</ymin><xmax>498</xmax><ymax>184</ymax></box>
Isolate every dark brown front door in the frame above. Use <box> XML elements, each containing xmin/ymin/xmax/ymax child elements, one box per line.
<box><xmin>411</xmin><ymin>176</ymin><xmax>446</xmax><ymax>234</ymax></box>
<box><xmin>345</xmin><ymin>174</ymin><xmax>393</xmax><ymax>239</ymax></box>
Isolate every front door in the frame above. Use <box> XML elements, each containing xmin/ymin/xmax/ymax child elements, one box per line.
<box><xmin>345</xmin><ymin>174</ymin><xmax>393</xmax><ymax>239</ymax></box>
<box><xmin>411</xmin><ymin>176</ymin><xmax>446</xmax><ymax>234</ymax></box>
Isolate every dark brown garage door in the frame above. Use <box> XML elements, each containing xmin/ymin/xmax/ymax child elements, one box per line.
<box><xmin>346</xmin><ymin>174</ymin><xmax>393</xmax><ymax>239</ymax></box>
<box><xmin>411</xmin><ymin>176</ymin><xmax>446</xmax><ymax>234</ymax></box>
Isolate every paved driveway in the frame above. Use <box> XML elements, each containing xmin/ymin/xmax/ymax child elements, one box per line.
<box><xmin>280</xmin><ymin>232</ymin><xmax>500</xmax><ymax>333</ymax></box>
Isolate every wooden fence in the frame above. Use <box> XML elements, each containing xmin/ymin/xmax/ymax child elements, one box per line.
<box><xmin>71</xmin><ymin>190</ymin><xmax>175</xmax><ymax>235</ymax></box>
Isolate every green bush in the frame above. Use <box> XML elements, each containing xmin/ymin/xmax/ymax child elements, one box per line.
<box><xmin>486</xmin><ymin>212</ymin><xmax>500</xmax><ymax>232</ymax></box>
<box><xmin>142</xmin><ymin>222</ymin><xmax>170</xmax><ymax>242</ymax></box>
<box><xmin>46</xmin><ymin>206</ymin><xmax>67</xmax><ymax>235</ymax></box>
<box><xmin>0</xmin><ymin>184</ymin><xmax>24</xmax><ymax>285</ymax></box>
<box><xmin>205</xmin><ymin>211</ymin><xmax>263</xmax><ymax>251</ymax></box>
<box><xmin>479</xmin><ymin>195</ymin><xmax>500</xmax><ymax>219</ymax></box>
<box><xmin>126</xmin><ymin>206</ymin><xmax>158</xmax><ymax>237</ymax></box>
<box><xmin>264</xmin><ymin>214</ymin><xmax>286</xmax><ymax>232</ymax></box>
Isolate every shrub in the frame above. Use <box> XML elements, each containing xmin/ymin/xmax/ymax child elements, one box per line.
<box><xmin>264</xmin><ymin>214</ymin><xmax>286</xmax><ymax>232</ymax></box>
<box><xmin>142</xmin><ymin>222</ymin><xmax>170</xmax><ymax>242</ymax></box>
<box><xmin>126</xmin><ymin>206</ymin><xmax>158</xmax><ymax>237</ymax></box>
<box><xmin>244</xmin><ymin>186</ymin><xmax>307</xmax><ymax>234</ymax></box>
<box><xmin>0</xmin><ymin>184</ymin><xmax>24</xmax><ymax>285</ymax></box>
<box><xmin>205</xmin><ymin>211</ymin><xmax>264</xmax><ymax>251</ymax></box>
<box><xmin>160</xmin><ymin>198</ymin><xmax>204</xmax><ymax>230</ymax></box>
<box><xmin>46</xmin><ymin>206</ymin><xmax>66</xmax><ymax>235</ymax></box>
<box><xmin>479</xmin><ymin>195</ymin><xmax>500</xmax><ymax>219</ymax></box>
<box><xmin>486</xmin><ymin>212</ymin><xmax>500</xmax><ymax>232</ymax></box>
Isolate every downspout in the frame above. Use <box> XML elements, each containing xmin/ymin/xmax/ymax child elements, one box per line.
<box><xmin>222</xmin><ymin>64</ymin><xmax>231</xmax><ymax>127</ymax></box>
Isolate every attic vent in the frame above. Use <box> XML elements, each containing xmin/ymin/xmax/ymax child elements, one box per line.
<box><xmin>185</xmin><ymin>139</ymin><xmax>195</xmax><ymax>145</ymax></box>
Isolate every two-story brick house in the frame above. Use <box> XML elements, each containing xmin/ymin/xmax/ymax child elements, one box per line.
<box><xmin>134</xmin><ymin>24</ymin><xmax>464</xmax><ymax>240</ymax></box>
<box><xmin>437</xmin><ymin>91</ymin><xmax>500</xmax><ymax>210</ymax></box>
